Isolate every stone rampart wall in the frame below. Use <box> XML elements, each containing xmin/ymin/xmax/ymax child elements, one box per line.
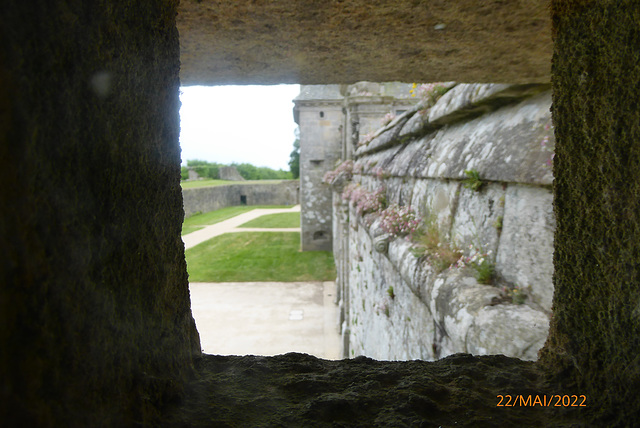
<box><xmin>182</xmin><ymin>181</ymin><xmax>299</xmax><ymax>217</ymax></box>
<box><xmin>331</xmin><ymin>84</ymin><xmax>555</xmax><ymax>361</ymax></box>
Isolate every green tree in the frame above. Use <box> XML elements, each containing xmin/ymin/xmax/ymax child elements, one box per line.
<box><xmin>288</xmin><ymin>138</ymin><xmax>300</xmax><ymax>179</ymax></box>
<box><xmin>187</xmin><ymin>159</ymin><xmax>220</xmax><ymax>179</ymax></box>
<box><xmin>232</xmin><ymin>162</ymin><xmax>259</xmax><ymax>180</ymax></box>
<box><xmin>182</xmin><ymin>159</ymin><xmax>292</xmax><ymax>181</ymax></box>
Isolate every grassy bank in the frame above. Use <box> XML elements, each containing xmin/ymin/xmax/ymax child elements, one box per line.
<box><xmin>185</xmin><ymin>232</ymin><xmax>335</xmax><ymax>282</ymax></box>
<box><xmin>182</xmin><ymin>205</ymin><xmax>293</xmax><ymax>235</ymax></box>
<box><xmin>238</xmin><ymin>212</ymin><xmax>300</xmax><ymax>229</ymax></box>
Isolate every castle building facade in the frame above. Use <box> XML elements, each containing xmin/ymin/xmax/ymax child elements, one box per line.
<box><xmin>294</xmin><ymin>82</ymin><xmax>416</xmax><ymax>251</ymax></box>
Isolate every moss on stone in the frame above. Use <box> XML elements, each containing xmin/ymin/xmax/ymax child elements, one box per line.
<box><xmin>166</xmin><ymin>353</ymin><xmax>561</xmax><ymax>427</ymax></box>
<box><xmin>540</xmin><ymin>1</ymin><xmax>640</xmax><ymax>424</ymax></box>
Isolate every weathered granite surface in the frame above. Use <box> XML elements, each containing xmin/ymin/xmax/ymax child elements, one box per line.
<box><xmin>177</xmin><ymin>0</ymin><xmax>552</xmax><ymax>85</ymax></box>
<box><xmin>164</xmin><ymin>352</ymin><xmax>582</xmax><ymax>427</ymax></box>
<box><xmin>332</xmin><ymin>83</ymin><xmax>555</xmax><ymax>362</ymax></box>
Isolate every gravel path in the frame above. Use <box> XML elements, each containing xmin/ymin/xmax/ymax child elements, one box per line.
<box><xmin>182</xmin><ymin>205</ymin><xmax>301</xmax><ymax>250</ymax></box>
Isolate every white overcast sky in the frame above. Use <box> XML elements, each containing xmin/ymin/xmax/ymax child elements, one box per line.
<box><xmin>179</xmin><ymin>85</ymin><xmax>300</xmax><ymax>170</ymax></box>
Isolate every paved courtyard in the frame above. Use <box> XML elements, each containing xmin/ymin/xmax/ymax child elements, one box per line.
<box><xmin>184</xmin><ymin>205</ymin><xmax>341</xmax><ymax>360</ymax></box>
<box><xmin>190</xmin><ymin>281</ymin><xmax>341</xmax><ymax>359</ymax></box>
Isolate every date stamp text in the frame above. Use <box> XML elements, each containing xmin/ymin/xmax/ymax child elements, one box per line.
<box><xmin>497</xmin><ymin>394</ymin><xmax>587</xmax><ymax>407</ymax></box>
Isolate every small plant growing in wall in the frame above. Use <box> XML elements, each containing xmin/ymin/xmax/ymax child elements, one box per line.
<box><xmin>381</xmin><ymin>112</ymin><xmax>396</xmax><ymax>126</ymax></box>
<box><xmin>410</xmin><ymin>82</ymin><xmax>450</xmax><ymax>108</ymax></box>
<box><xmin>463</xmin><ymin>169</ymin><xmax>484</xmax><ymax>191</ymax></box>
<box><xmin>375</xmin><ymin>296</ymin><xmax>392</xmax><ymax>317</ymax></box>
<box><xmin>354</xmin><ymin>186</ymin><xmax>387</xmax><ymax>217</ymax></box>
<box><xmin>493</xmin><ymin>215</ymin><xmax>503</xmax><ymax>232</ymax></box>
<box><xmin>323</xmin><ymin>159</ymin><xmax>354</xmax><ymax>185</ymax></box>
<box><xmin>474</xmin><ymin>258</ymin><xmax>495</xmax><ymax>285</ymax></box>
<box><xmin>502</xmin><ymin>285</ymin><xmax>528</xmax><ymax>305</ymax></box>
<box><xmin>387</xmin><ymin>286</ymin><xmax>395</xmax><ymax>300</ymax></box>
<box><xmin>454</xmin><ymin>245</ymin><xmax>495</xmax><ymax>285</ymax></box>
<box><xmin>379</xmin><ymin>204</ymin><xmax>421</xmax><ymax>239</ymax></box>
<box><xmin>411</xmin><ymin>216</ymin><xmax>464</xmax><ymax>272</ymax></box>
<box><xmin>372</xmin><ymin>165</ymin><xmax>390</xmax><ymax>180</ymax></box>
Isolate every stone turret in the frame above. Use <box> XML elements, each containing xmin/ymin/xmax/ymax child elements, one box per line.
<box><xmin>294</xmin><ymin>83</ymin><xmax>417</xmax><ymax>251</ymax></box>
<box><xmin>294</xmin><ymin>85</ymin><xmax>344</xmax><ymax>251</ymax></box>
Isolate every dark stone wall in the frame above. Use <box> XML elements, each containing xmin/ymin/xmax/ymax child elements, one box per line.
<box><xmin>0</xmin><ymin>1</ymin><xmax>200</xmax><ymax>426</ymax></box>
<box><xmin>540</xmin><ymin>1</ymin><xmax>640</xmax><ymax>424</ymax></box>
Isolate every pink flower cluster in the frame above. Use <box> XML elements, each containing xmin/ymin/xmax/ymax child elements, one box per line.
<box><xmin>341</xmin><ymin>182</ymin><xmax>360</xmax><ymax>201</ymax></box>
<box><xmin>381</xmin><ymin>112</ymin><xmax>396</xmax><ymax>126</ymax></box>
<box><xmin>322</xmin><ymin>160</ymin><xmax>354</xmax><ymax>185</ymax></box>
<box><xmin>372</xmin><ymin>166</ymin><xmax>387</xmax><ymax>180</ymax></box>
<box><xmin>341</xmin><ymin>184</ymin><xmax>387</xmax><ymax>216</ymax></box>
<box><xmin>379</xmin><ymin>204</ymin><xmax>421</xmax><ymax>238</ymax></box>
<box><xmin>411</xmin><ymin>82</ymin><xmax>448</xmax><ymax>103</ymax></box>
<box><xmin>453</xmin><ymin>245</ymin><xmax>492</xmax><ymax>270</ymax></box>
<box><xmin>356</xmin><ymin>187</ymin><xmax>387</xmax><ymax>216</ymax></box>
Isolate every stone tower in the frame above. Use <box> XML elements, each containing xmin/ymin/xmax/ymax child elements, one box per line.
<box><xmin>294</xmin><ymin>83</ymin><xmax>416</xmax><ymax>252</ymax></box>
<box><xmin>294</xmin><ymin>85</ymin><xmax>344</xmax><ymax>251</ymax></box>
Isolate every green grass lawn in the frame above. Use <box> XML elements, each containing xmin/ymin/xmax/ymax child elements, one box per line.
<box><xmin>182</xmin><ymin>205</ymin><xmax>293</xmax><ymax>236</ymax></box>
<box><xmin>185</xmin><ymin>232</ymin><xmax>335</xmax><ymax>282</ymax></box>
<box><xmin>238</xmin><ymin>212</ymin><xmax>300</xmax><ymax>228</ymax></box>
<box><xmin>180</xmin><ymin>179</ymin><xmax>287</xmax><ymax>189</ymax></box>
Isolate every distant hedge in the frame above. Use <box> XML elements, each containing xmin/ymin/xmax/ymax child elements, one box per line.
<box><xmin>181</xmin><ymin>160</ymin><xmax>293</xmax><ymax>181</ymax></box>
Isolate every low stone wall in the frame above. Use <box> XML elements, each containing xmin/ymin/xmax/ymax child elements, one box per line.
<box><xmin>331</xmin><ymin>83</ymin><xmax>555</xmax><ymax>361</ymax></box>
<box><xmin>182</xmin><ymin>181</ymin><xmax>299</xmax><ymax>217</ymax></box>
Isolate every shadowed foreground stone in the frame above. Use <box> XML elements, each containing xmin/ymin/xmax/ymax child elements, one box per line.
<box><xmin>164</xmin><ymin>353</ymin><xmax>584</xmax><ymax>427</ymax></box>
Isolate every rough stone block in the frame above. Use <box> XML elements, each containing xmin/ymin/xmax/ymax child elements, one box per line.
<box><xmin>386</xmin><ymin>139</ymin><xmax>426</xmax><ymax>177</ymax></box>
<box><xmin>410</xmin><ymin>179</ymin><xmax>460</xmax><ymax>232</ymax></box>
<box><xmin>387</xmin><ymin>238</ymin><xmax>420</xmax><ymax>290</ymax></box>
<box><xmin>413</xmin><ymin>91</ymin><xmax>554</xmax><ymax>185</ymax></box>
<box><xmin>467</xmin><ymin>305</ymin><xmax>549</xmax><ymax>361</ymax></box>
<box><xmin>384</xmin><ymin>177</ymin><xmax>414</xmax><ymax>206</ymax></box>
<box><xmin>450</xmin><ymin>183</ymin><xmax>506</xmax><ymax>256</ymax></box>
<box><xmin>495</xmin><ymin>185</ymin><xmax>555</xmax><ymax>311</ymax></box>
<box><xmin>432</xmin><ymin>274</ymin><xmax>502</xmax><ymax>354</ymax></box>
<box><xmin>428</xmin><ymin>83</ymin><xmax>549</xmax><ymax>126</ymax></box>
<box><xmin>398</xmin><ymin>109</ymin><xmax>428</xmax><ymax>139</ymax></box>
